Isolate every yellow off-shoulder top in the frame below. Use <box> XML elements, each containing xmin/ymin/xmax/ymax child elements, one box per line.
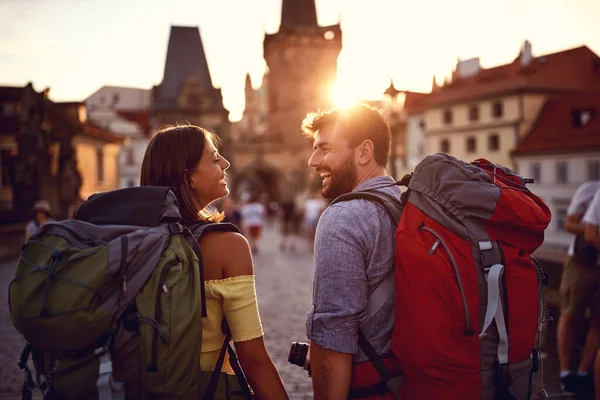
<box><xmin>201</xmin><ymin>275</ymin><xmax>264</xmax><ymax>374</ymax></box>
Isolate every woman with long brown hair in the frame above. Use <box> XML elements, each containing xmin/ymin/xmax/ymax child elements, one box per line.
<box><xmin>141</xmin><ymin>124</ymin><xmax>288</xmax><ymax>399</ymax></box>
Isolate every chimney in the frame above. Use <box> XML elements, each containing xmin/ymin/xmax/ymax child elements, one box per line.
<box><xmin>453</xmin><ymin>57</ymin><xmax>481</xmax><ymax>79</ymax></box>
<box><xmin>520</xmin><ymin>40</ymin><xmax>533</xmax><ymax>67</ymax></box>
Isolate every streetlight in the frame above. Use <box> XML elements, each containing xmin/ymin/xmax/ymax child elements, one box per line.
<box><xmin>383</xmin><ymin>79</ymin><xmax>406</xmax><ymax>179</ymax></box>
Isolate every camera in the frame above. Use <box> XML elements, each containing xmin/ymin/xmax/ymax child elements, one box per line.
<box><xmin>288</xmin><ymin>342</ymin><xmax>311</xmax><ymax>375</ymax></box>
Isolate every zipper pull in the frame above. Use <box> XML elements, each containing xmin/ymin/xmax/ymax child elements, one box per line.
<box><xmin>122</xmin><ymin>279</ymin><xmax>127</xmax><ymax>293</ymax></box>
<box><xmin>162</xmin><ymin>284</ymin><xmax>171</xmax><ymax>297</ymax></box>
<box><xmin>428</xmin><ymin>239</ymin><xmax>441</xmax><ymax>255</ymax></box>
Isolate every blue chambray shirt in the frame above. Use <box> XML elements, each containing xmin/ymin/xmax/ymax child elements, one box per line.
<box><xmin>306</xmin><ymin>175</ymin><xmax>401</xmax><ymax>363</ymax></box>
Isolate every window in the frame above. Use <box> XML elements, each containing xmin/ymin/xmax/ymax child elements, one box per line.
<box><xmin>125</xmin><ymin>148</ymin><xmax>135</xmax><ymax>166</ymax></box>
<box><xmin>466</xmin><ymin>137</ymin><xmax>476</xmax><ymax>153</ymax></box>
<box><xmin>2</xmin><ymin>102</ymin><xmax>18</xmax><ymax>116</ymax></box>
<box><xmin>96</xmin><ymin>147</ymin><xmax>104</xmax><ymax>183</ymax></box>
<box><xmin>488</xmin><ymin>133</ymin><xmax>499</xmax><ymax>151</ymax></box>
<box><xmin>572</xmin><ymin>109</ymin><xmax>595</xmax><ymax>128</ymax></box>
<box><xmin>443</xmin><ymin>109</ymin><xmax>453</xmax><ymax>125</ymax></box>
<box><xmin>588</xmin><ymin>160</ymin><xmax>600</xmax><ymax>181</ymax></box>
<box><xmin>468</xmin><ymin>105</ymin><xmax>479</xmax><ymax>122</ymax></box>
<box><xmin>492</xmin><ymin>101</ymin><xmax>504</xmax><ymax>118</ymax></box>
<box><xmin>440</xmin><ymin>139</ymin><xmax>450</xmax><ymax>153</ymax></box>
<box><xmin>556</xmin><ymin>161</ymin><xmax>568</xmax><ymax>184</ymax></box>
<box><xmin>530</xmin><ymin>162</ymin><xmax>541</xmax><ymax>183</ymax></box>
<box><xmin>553</xmin><ymin>199</ymin><xmax>572</xmax><ymax>232</ymax></box>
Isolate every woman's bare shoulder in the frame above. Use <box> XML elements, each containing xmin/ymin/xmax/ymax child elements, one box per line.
<box><xmin>199</xmin><ymin>231</ymin><xmax>254</xmax><ymax>278</ymax></box>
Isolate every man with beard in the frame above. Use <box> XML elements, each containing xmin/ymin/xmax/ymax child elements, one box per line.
<box><xmin>301</xmin><ymin>104</ymin><xmax>402</xmax><ymax>399</ymax></box>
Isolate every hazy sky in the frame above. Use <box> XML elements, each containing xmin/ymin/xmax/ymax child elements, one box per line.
<box><xmin>1</xmin><ymin>0</ymin><xmax>599</xmax><ymax>121</ymax></box>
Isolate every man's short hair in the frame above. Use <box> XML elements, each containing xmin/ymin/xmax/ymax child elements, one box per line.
<box><xmin>301</xmin><ymin>104</ymin><xmax>391</xmax><ymax>166</ymax></box>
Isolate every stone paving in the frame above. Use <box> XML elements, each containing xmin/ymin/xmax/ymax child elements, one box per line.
<box><xmin>0</xmin><ymin>225</ymin><xmax>586</xmax><ymax>399</ymax></box>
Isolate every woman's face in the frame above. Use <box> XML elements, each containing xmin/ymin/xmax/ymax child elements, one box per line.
<box><xmin>189</xmin><ymin>135</ymin><xmax>230</xmax><ymax>208</ymax></box>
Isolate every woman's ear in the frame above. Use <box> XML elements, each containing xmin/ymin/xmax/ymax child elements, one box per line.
<box><xmin>356</xmin><ymin>140</ymin><xmax>374</xmax><ymax>166</ymax></box>
<box><xmin>185</xmin><ymin>169</ymin><xmax>196</xmax><ymax>189</ymax></box>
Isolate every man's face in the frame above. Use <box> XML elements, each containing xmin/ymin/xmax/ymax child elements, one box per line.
<box><xmin>308</xmin><ymin>126</ymin><xmax>357</xmax><ymax>199</ymax></box>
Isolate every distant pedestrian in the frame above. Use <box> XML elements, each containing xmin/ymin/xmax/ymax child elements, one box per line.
<box><xmin>558</xmin><ymin>180</ymin><xmax>600</xmax><ymax>395</ymax></box>
<box><xmin>303</xmin><ymin>190</ymin><xmax>325</xmax><ymax>247</ymax></box>
<box><xmin>279</xmin><ymin>195</ymin><xmax>299</xmax><ymax>252</ymax></box>
<box><xmin>24</xmin><ymin>200</ymin><xmax>56</xmax><ymax>241</ymax></box>
<box><xmin>241</xmin><ymin>194</ymin><xmax>266</xmax><ymax>254</ymax></box>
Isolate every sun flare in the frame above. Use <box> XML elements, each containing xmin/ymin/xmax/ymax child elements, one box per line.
<box><xmin>331</xmin><ymin>80</ymin><xmax>363</xmax><ymax>108</ymax></box>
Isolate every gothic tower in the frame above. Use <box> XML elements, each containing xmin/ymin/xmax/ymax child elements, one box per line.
<box><xmin>150</xmin><ymin>26</ymin><xmax>232</xmax><ymax>156</ymax></box>
<box><xmin>263</xmin><ymin>0</ymin><xmax>342</xmax><ymax>146</ymax></box>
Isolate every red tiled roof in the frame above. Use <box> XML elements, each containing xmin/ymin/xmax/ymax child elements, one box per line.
<box><xmin>512</xmin><ymin>93</ymin><xmax>600</xmax><ymax>155</ymax></box>
<box><xmin>404</xmin><ymin>91</ymin><xmax>429</xmax><ymax>115</ymax></box>
<box><xmin>83</xmin><ymin>122</ymin><xmax>125</xmax><ymax>143</ymax></box>
<box><xmin>428</xmin><ymin>46</ymin><xmax>600</xmax><ymax>106</ymax></box>
<box><xmin>117</xmin><ymin>110</ymin><xmax>151</xmax><ymax>137</ymax></box>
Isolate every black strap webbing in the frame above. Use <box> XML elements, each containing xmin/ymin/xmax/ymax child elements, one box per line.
<box><xmin>227</xmin><ymin>344</ymin><xmax>253</xmax><ymax>400</ymax></box>
<box><xmin>357</xmin><ymin>330</ymin><xmax>396</xmax><ymax>388</ymax></box>
<box><xmin>202</xmin><ymin>330</ymin><xmax>231</xmax><ymax>400</ymax></box>
<box><xmin>203</xmin><ymin>319</ymin><xmax>253</xmax><ymax>400</ymax></box>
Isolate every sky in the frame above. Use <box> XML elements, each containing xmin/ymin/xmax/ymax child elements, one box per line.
<box><xmin>1</xmin><ymin>0</ymin><xmax>599</xmax><ymax>121</ymax></box>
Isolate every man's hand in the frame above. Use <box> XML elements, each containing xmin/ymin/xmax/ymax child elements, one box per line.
<box><xmin>564</xmin><ymin>214</ymin><xmax>585</xmax><ymax>234</ymax></box>
<box><xmin>584</xmin><ymin>223</ymin><xmax>600</xmax><ymax>250</ymax></box>
<box><xmin>310</xmin><ymin>341</ymin><xmax>352</xmax><ymax>400</ymax></box>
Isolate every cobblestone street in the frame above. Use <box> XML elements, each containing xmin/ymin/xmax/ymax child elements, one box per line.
<box><xmin>0</xmin><ymin>225</ymin><xmax>581</xmax><ymax>399</ymax></box>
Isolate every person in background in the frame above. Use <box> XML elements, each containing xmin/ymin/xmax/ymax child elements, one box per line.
<box><xmin>583</xmin><ymin>188</ymin><xmax>600</xmax><ymax>399</ymax></box>
<box><xmin>240</xmin><ymin>194</ymin><xmax>267</xmax><ymax>254</ymax></box>
<box><xmin>25</xmin><ymin>200</ymin><xmax>56</xmax><ymax>241</ymax></box>
<box><xmin>279</xmin><ymin>193</ymin><xmax>299</xmax><ymax>252</ymax></box>
<box><xmin>558</xmin><ymin>180</ymin><xmax>600</xmax><ymax>395</ymax></box>
<box><xmin>140</xmin><ymin>124</ymin><xmax>288</xmax><ymax>399</ymax></box>
<box><xmin>303</xmin><ymin>190</ymin><xmax>326</xmax><ymax>249</ymax></box>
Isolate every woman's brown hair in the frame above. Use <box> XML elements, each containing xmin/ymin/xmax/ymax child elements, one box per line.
<box><xmin>140</xmin><ymin>124</ymin><xmax>224</xmax><ymax>222</ymax></box>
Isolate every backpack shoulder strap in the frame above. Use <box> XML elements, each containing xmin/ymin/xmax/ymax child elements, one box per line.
<box><xmin>330</xmin><ymin>190</ymin><xmax>404</xmax><ymax>224</ymax></box>
<box><xmin>187</xmin><ymin>221</ymin><xmax>240</xmax><ymax>242</ymax></box>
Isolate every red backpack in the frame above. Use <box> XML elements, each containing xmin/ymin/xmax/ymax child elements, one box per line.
<box><xmin>393</xmin><ymin>153</ymin><xmax>551</xmax><ymax>399</ymax></box>
<box><xmin>332</xmin><ymin>153</ymin><xmax>551</xmax><ymax>399</ymax></box>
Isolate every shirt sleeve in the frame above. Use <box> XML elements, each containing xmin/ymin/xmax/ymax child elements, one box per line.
<box><xmin>568</xmin><ymin>183</ymin><xmax>593</xmax><ymax>216</ymax></box>
<box><xmin>212</xmin><ymin>275</ymin><xmax>264</xmax><ymax>342</ymax></box>
<box><xmin>306</xmin><ymin>205</ymin><xmax>369</xmax><ymax>355</ymax></box>
<box><xmin>583</xmin><ymin>190</ymin><xmax>600</xmax><ymax>226</ymax></box>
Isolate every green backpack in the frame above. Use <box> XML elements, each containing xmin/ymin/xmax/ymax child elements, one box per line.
<box><xmin>9</xmin><ymin>187</ymin><xmax>251</xmax><ymax>400</ymax></box>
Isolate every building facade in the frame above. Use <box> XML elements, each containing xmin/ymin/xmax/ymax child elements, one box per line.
<box><xmin>85</xmin><ymin>86</ymin><xmax>151</xmax><ymax>188</ymax></box>
<box><xmin>424</xmin><ymin>42</ymin><xmax>600</xmax><ymax>169</ymax></box>
<box><xmin>0</xmin><ymin>84</ymin><xmax>122</xmax><ymax>223</ymax></box>
<box><xmin>512</xmin><ymin>93</ymin><xmax>600</xmax><ymax>258</ymax></box>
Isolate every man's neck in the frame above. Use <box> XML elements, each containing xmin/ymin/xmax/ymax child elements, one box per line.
<box><xmin>353</xmin><ymin>165</ymin><xmax>387</xmax><ymax>190</ymax></box>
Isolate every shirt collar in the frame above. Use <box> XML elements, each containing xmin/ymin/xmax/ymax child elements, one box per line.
<box><xmin>353</xmin><ymin>175</ymin><xmax>395</xmax><ymax>192</ymax></box>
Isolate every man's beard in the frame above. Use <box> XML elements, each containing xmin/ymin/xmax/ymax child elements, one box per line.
<box><xmin>322</xmin><ymin>154</ymin><xmax>357</xmax><ymax>199</ymax></box>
